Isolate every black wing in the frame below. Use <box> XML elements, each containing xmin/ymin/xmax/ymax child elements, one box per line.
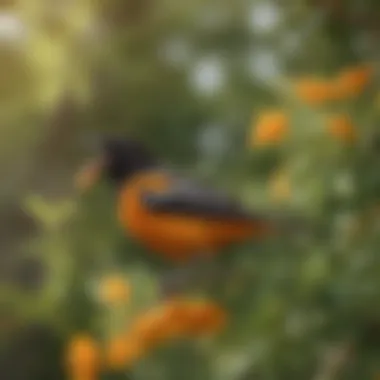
<box><xmin>141</xmin><ymin>172</ymin><xmax>262</xmax><ymax>221</ymax></box>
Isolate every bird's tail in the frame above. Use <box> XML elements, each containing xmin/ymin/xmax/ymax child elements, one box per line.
<box><xmin>249</xmin><ymin>211</ymin><xmax>315</xmax><ymax>238</ymax></box>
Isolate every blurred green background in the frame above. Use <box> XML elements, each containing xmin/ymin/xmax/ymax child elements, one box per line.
<box><xmin>0</xmin><ymin>0</ymin><xmax>380</xmax><ymax>379</ymax></box>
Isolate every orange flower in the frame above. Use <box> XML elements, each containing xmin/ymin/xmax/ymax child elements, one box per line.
<box><xmin>334</xmin><ymin>65</ymin><xmax>373</xmax><ymax>98</ymax></box>
<box><xmin>269</xmin><ymin>169</ymin><xmax>291</xmax><ymax>203</ymax></box>
<box><xmin>98</xmin><ymin>275</ymin><xmax>130</xmax><ymax>306</ymax></box>
<box><xmin>181</xmin><ymin>300</ymin><xmax>227</xmax><ymax>336</ymax></box>
<box><xmin>105</xmin><ymin>335</ymin><xmax>144</xmax><ymax>370</ymax></box>
<box><xmin>250</xmin><ymin>110</ymin><xmax>288</xmax><ymax>146</ymax></box>
<box><xmin>129</xmin><ymin>300</ymin><xmax>187</xmax><ymax>347</ymax></box>
<box><xmin>294</xmin><ymin>77</ymin><xmax>335</xmax><ymax>105</ymax></box>
<box><xmin>128</xmin><ymin>298</ymin><xmax>227</xmax><ymax>349</ymax></box>
<box><xmin>65</xmin><ymin>334</ymin><xmax>101</xmax><ymax>380</ymax></box>
<box><xmin>327</xmin><ymin>114</ymin><xmax>356</xmax><ymax>143</ymax></box>
<box><xmin>158</xmin><ymin>298</ymin><xmax>227</xmax><ymax>337</ymax></box>
<box><xmin>158</xmin><ymin>299</ymin><xmax>194</xmax><ymax>336</ymax></box>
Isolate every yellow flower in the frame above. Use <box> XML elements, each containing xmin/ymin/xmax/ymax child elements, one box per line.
<box><xmin>250</xmin><ymin>110</ymin><xmax>288</xmax><ymax>146</ymax></box>
<box><xmin>327</xmin><ymin>114</ymin><xmax>356</xmax><ymax>143</ymax></box>
<box><xmin>65</xmin><ymin>334</ymin><xmax>101</xmax><ymax>380</ymax></box>
<box><xmin>294</xmin><ymin>77</ymin><xmax>336</xmax><ymax>105</ymax></box>
<box><xmin>98</xmin><ymin>274</ymin><xmax>130</xmax><ymax>306</ymax></box>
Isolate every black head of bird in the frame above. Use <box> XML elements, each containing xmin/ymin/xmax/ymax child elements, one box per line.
<box><xmin>102</xmin><ymin>138</ymin><xmax>156</xmax><ymax>184</ymax></box>
<box><xmin>75</xmin><ymin>138</ymin><xmax>156</xmax><ymax>191</ymax></box>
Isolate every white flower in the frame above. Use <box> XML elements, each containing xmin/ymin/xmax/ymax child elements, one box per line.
<box><xmin>248</xmin><ymin>2</ymin><xmax>281</xmax><ymax>35</ymax></box>
<box><xmin>0</xmin><ymin>12</ymin><xmax>27</xmax><ymax>44</ymax></box>
<box><xmin>248</xmin><ymin>48</ymin><xmax>282</xmax><ymax>82</ymax></box>
<box><xmin>191</xmin><ymin>57</ymin><xmax>225</xmax><ymax>96</ymax></box>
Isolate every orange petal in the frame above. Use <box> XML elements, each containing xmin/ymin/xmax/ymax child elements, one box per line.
<box><xmin>65</xmin><ymin>334</ymin><xmax>101</xmax><ymax>378</ymax></box>
<box><xmin>250</xmin><ymin>110</ymin><xmax>288</xmax><ymax>146</ymax></box>
<box><xmin>327</xmin><ymin>115</ymin><xmax>356</xmax><ymax>143</ymax></box>
<box><xmin>181</xmin><ymin>301</ymin><xmax>228</xmax><ymax>335</ymax></box>
<box><xmin>105</xmin><ymin>336</ymin><xmax>144</xmax><ymax>370</ymax></box>
<box><xmin>334</xmin><ymin>65</ymin><xmax>373</xmax><ymax>98</ymax></box>
<box><xmin>294</xmin><ymin>78</ymin><xmax>335</xmax><ymax>104</ymax></box>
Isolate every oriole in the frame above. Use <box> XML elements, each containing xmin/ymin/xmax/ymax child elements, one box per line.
<box><xmin>76</xmin><ymin>138</ymin><xmax>304</xmax><ymax>295</ymax></box>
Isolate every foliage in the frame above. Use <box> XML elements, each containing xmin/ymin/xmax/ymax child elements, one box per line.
<box><xmin>0</xmin><ymin>0</ymin><xmax>379</xmax><ymax>379</ymax></box>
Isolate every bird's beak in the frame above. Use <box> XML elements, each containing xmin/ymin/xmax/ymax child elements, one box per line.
<box><xmin>75</xmin><ymin>157</ymin><xmax>105</xmax><ymax>192</ymax></box>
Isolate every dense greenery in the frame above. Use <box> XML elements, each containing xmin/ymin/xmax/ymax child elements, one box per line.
<box><xmin>0</xmin><ymin>0</ymin><xmax>379</xmax><ymax>379</ymax></box>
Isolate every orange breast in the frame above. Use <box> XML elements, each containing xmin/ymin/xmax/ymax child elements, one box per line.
<box><xmin>117</xmin><ymin>171</ymin><xmax>263</xmax><ymax>262</ymax></box>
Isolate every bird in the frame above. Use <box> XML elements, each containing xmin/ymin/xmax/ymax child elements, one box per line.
<box><xmin>76</xmin><ymin>137</ymin><xmax>307</xmax><ymax>295</ymax></box>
